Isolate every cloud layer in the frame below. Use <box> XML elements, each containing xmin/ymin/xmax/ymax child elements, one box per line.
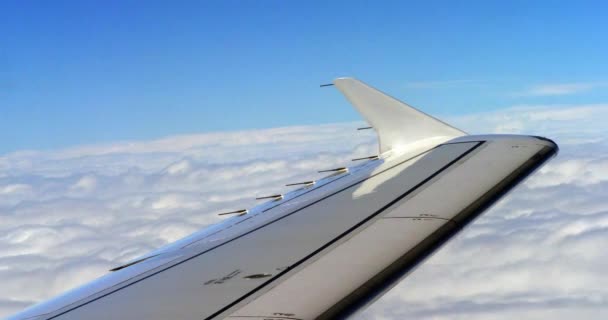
<box><xmin>1</xmin><ymin>105</ymin><xmax>607</xmax><ymax>319</ymax></box>
<box><xmin>520</xmin><ymin>82</ymin><xmax>608</xmax><ymax>96</ymax></box>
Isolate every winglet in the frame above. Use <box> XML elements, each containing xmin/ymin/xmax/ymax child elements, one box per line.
<box><xmin>333</xmin><ymin>78</ymin><xmax>466</xmax><ymax>155</ymax></box>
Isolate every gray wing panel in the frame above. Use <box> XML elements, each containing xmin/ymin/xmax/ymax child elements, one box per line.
<box><xmin>46</xmin><ymin>142</ymin><xmax>480</xmax><ymax>320</ymax></box>
<box><xmin>228</xmin><ymin>138</ymin><xmax>557</xmax><ymax>320</ymax></box>
<box><xmin>316</xmin><ymin>143</ymin><xmax>557</xmax><ymax>319</ymax></box>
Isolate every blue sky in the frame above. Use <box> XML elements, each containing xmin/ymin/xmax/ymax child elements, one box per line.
<box><xmin>1</xmin><ymin>0</ymin><xmax>607</xmax><ymax>153</ymax></box>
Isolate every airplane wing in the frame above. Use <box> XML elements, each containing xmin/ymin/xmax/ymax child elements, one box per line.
<box><xmin>7</xmin><ymin>78</ymin><xmax>558</xmax><ymax>320</ymax></box>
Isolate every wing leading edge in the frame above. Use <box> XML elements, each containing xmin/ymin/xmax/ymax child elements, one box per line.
<box><xmin>7</xmin><ymin>79</ymin><xmax>557</xmax><ymax>320</ymax></box>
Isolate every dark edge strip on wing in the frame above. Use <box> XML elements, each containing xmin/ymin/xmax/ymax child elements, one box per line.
<box><xmin>109</xmin><ymin>255</ymin><xmax>160</xmax><ymax>272</ymax></box>
<box><xmin>46</xmin><ymin>141</ymin><xmax>482</xmax><ymax>320</ymax></box>
<box><xmin>316</xmin><ymin>144</ymin><xmax>558</xmax><ymax>320</ymax></box>
<box><xmin>203</xmin><ymin>141</ymin><xmax>485</xmax><ymax>320</ymax></box>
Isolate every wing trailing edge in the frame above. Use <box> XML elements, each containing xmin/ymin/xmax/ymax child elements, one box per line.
<box><xmin>333</xmin><ymin>77</ymin><xmax>467</xmax><ymax>155</ymax></box>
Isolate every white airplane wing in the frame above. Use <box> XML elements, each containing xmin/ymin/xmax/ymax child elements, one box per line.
<box><xmin>7</xmin><ymin>78</ymin><xmax>558</xmax><ymax>320</ymax></box>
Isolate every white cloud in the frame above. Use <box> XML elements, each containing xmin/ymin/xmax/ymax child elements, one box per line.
<box><xmin>520</xmin><ymin>82</ymin><xmax>608</xmax><ymax>96</ymax></box>
<box><xmin>404</xmin><ymin>79</ymin><xmax>482</xmax><ymax>89</ymax></box>
<box><xmin>451</xmin><ymin>104</ymin><xmax>608</xmax><ymax>143</ymax></box>
<box><xmin>1</xmin><ymin>105</ymin><xmax>607</xmax><ymax>319</ymax></box>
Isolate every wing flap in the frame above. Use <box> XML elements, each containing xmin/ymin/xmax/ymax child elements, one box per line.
<box><xmin>227</xmin><ymin>139</ymin><xmax>557</xmax><ymax>320</ymax></box>
<box><xmin>38</xmin><ymin>143</ymin><xmax>479</xmax><ymax>320</ymax></box>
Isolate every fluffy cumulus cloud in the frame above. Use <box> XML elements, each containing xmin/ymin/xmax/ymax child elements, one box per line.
<box><xmin>1</xmin><ymin>105</ymin><xmax>607</xmax><ymax>319</ymax></box>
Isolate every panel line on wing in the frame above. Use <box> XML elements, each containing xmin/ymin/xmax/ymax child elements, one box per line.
<box><xmin>316</xmin><ymin>145</ymin><xmax>558</xmax><ymax>319</ymax></box>
<box><xmin>202</xmin><ymin>142</ymin><xmax>485</xmax><ymax>320</ymax></box>
<box><xmin>44</xmin><ymin>142</ymin><xmax>484</xmax><ymax>320</ymax></box>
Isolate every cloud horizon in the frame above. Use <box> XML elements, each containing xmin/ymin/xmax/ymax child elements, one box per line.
<box><xmin>1</xmin><ymin>105</ymin><xmax>607</xmax><ymax>319</ymax></box>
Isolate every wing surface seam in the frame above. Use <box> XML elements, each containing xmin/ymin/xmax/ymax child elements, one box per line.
<box><xmin>203</xmin><ymin>141</ymin><xmax>484</xmax><ymax>320</ymax></box>
<box><xmin>45</xmin><ymin>141</ymin><xmax>484</xmax><ymax>320</ymax></box>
